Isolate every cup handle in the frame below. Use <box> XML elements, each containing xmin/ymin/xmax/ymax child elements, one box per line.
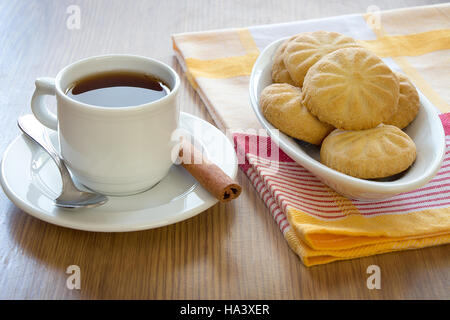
<box><xmin>31</xmin><ymin>77</ymin><xmax>58</xmax><ymax>130</ymax></box>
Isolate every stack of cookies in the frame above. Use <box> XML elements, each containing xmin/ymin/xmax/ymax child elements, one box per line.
<box><xmin>260</xmin><ymin>31</ymin><xmax>419</xmax><ymax>179</ymax></box>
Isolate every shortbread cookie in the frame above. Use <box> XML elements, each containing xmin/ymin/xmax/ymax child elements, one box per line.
<box><xmin>320</xmin><ymin>125</ymin><xmax>416</xmax><ymax>179</ymax></box>
<box><xmin>385</xmin><ymin>73</ymin><xmax>420</xmax><ymax>129</ymax></box>
<box><xmin>283</xmin><ymin>31</ymin><xmax>361</xmax><ymax>87</ymax></box>
<box><xmin>272</xmin><ymin>39</ymin><xmax>295</xmax><ymax>85</ymax></box>
<box><xmin>302</xmin><ymin>47</ymin><xmax>400</xmax><ymax>130</ymax></box>
<box><xmin>260</xmin><ymin>83</ymin><xmax>333</xmax><ymax>145</ymax></box>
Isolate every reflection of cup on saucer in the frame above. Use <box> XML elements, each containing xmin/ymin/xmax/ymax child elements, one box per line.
<box><xmin>31</xmin><ymin>54</ymin><xmax>180</xmax><ymax>196</ymax></box>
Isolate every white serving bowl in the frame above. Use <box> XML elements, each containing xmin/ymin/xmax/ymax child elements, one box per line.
<box><xmin>249</xmin><ymin>37</ymin><xmax>446</xmax><ymax>201</ymax></box>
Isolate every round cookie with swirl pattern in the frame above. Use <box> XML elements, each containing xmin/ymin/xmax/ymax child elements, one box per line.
<box><xmin>302</xmin><ymin>47</ymin><xmax>400</xmax><ymax>130</ymax></box>
<box><xmin>272</xmin><ymin>39</ymin><xmax>296</xmax><ymax>85</ymax></box>
<box><xmin>283</xmin><ymin>31</ymin><xmax>361</xmax><ymax>87</ymax></box>
<box><xmin>320</xmin><ymin>125</ymin><xmax>417</xmax><ymax>179</ymax></box>
<box><xmin>260</xmin><ymin>83</ymin><xmax>333</xmax><ymax>145</ymax></box>
<box><xmin>384</xmin><ymin>72</ymin><xmax>420</xmax><ymax>129</ymax></box>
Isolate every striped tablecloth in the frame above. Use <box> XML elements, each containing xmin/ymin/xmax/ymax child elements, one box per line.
<box><xmin>172</xmin><ymin>4</ymin><xmax>450</xmax><ymax>266</ymax></box>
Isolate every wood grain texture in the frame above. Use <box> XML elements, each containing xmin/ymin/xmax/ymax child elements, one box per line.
<box><xmin>0</xmin><ymin>0</ymin><xmax>449</xmax><ymax>299</ymax></box>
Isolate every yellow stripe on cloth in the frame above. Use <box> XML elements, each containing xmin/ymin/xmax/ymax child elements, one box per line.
<box><xmin>285</xmin><ymin>227</ymin><xmax>450</xmax><ymax>267</ymax></box>
<box><xmin>392</xmin><ymin>56</ymin><xmax>449</xmax><ymax>112</ymax></box>
<box><xmin>286</xmin><ymin>207</ymin><xmax>450</xmax><ymax>251</ymax></box>
<box><xmin>184</xmin><ymin>28</ymin><xmax>260</xmax><ymax>79</ymax></box>
<box><xmin>173</xmin><ymin>40</ymin><xmax>199</xmax><ymax>89</ymax></box>
<box><xmin>185</xmin><ymin>53</ymin><xmax>259</xmax><ymax>79</ymax></box>
<box><xmin>358</xmin><ymin>29</ymin><xmax>450</xmax><ymax>57</ymax></box>
<box><xmin>179</xmin><ymin>26</ymin><xmax>450</xmax><ymax>109</ymax></box>
<box><xmin>363</xmin><ymin>15</ymin><xmax>449</xmax><ymax>112</ymax></box>
<box><xmin>237</xmin><ymin>28</ymin><xmax>260</xmax><ymax>55</ymax></box>
<box><xmin>326</xmin><ymin>188</ymin><xmax>361</xmax><ymax>216</ymax></box>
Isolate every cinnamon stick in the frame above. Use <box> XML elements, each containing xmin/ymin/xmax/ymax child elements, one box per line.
<box><xmin>179</xmin><ymin>140</ymin><xmax>242</xmax><ymax>202</ymax></box>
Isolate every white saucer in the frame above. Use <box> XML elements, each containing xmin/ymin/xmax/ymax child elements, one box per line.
<box><xmin>0</xmin><ymin>112</ymin><xmax>238</xmax><ymax>232</ymax></box>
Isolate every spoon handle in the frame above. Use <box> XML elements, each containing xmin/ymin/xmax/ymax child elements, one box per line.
<box><xmin>17</xmin><ymin>114</ymin><xmax>76</xmax><ymax>191</ymax></box>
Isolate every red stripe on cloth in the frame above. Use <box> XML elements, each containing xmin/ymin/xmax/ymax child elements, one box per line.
<box><xmin>251</xmin><ymin>161</ymin><xmax>321</xmax><ymax>180</ymax></box>
<box><xmin>234</xmin><ymin>133</ymin><xmax>294</xmax><ymax>168</ymax></box>
<box><xmin>356</xmin><ymin>189</ymin><xmax>450</xmax><ymax>206</ymax></box>
<box><xmin>355</xmin><ymin>196</ymin><xmax>450</xmax><ymax>212</ymax></box>
<box><xmin>360</xmin><ymin>201</ymin><xmax>450</xmax><ymax>216</ymax></box>
<box><xmin>264</xmin><ymin>180</ymin><xmax>331</xmax><ymax>196</ymax></box>
<box><xmin>246</xmin><ymin>168</ymin><xmax>290</xmax><ymax>233</ymax></box>
<box><xmin>406</xmin><ymin>182</ymin><xmax>450</xmax><ymax>195</ymax></box>
<box><xmin>440</xmin><ymin>163</ymin><xmax>450</xmax><ymax>170</ymax></box>
<box><xmin>439</xmin><ymin>113</ymin><xmax>450</xmax><ymax>135</ymax></box>
<box><xmin>281</xmin><ymin>222</ymin><xmax>290</xmax><ymax>233</ymax></box>
<box><xmin>262</xmin><ymin>171</ymin><xmax>326</xmax><ymax>188</ymax></box>
<box><xmin>233</xmin><ymin>113</ymin><xmax>450</xmax><ymax>222</ymax></box>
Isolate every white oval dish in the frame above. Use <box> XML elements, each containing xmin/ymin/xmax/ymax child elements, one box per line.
<box><xmin>249</xmin><ymin>37</ymin><xmax>445</xmax><ymax>200</ymax></box>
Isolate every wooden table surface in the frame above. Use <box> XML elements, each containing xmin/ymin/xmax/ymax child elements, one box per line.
<box><xmin>0</xmin><ymin>0</ymin><xmax>449</xmax><ymax>300</ymax></box>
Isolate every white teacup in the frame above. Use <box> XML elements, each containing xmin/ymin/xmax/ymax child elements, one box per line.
<box><xmin>31</xmin><ymin>54</ymin><xmax>180</xmax><ymax>196</ymax></box>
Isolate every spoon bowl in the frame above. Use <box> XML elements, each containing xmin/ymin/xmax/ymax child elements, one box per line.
<box><xmin>55</xmin><ymin>191</ymin><xmax>108</xmax><ymax>209</ymax></box>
